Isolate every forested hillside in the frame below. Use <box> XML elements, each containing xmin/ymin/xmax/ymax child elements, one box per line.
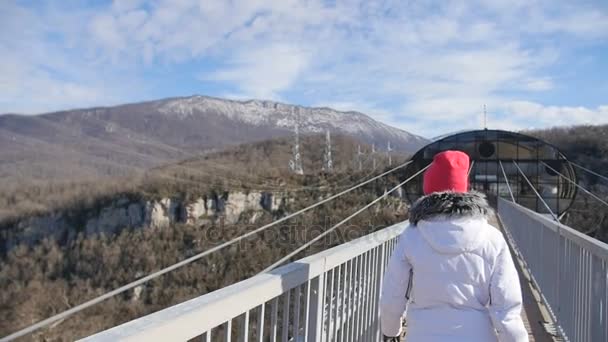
<box><xmin>527</xmin><ymin>124</ymin><xmax>608</xmax><ymax>241</ymax></box>
<box><xmin>0</xmin><ymin>134</ymin><xmax>409</xmax><ymax>340</ymax></box>
<box><xmin>0</xmin><ymin>134</ymin><xmax>403</xmax><ymax>225</ymax></box>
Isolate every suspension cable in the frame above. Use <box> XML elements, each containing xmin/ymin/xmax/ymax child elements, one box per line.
<box><xmin>499</xmin><ymin>160</ymin><xmax>516</xmax><ymax>203</ymax></box>
<box><xmin>260</xmin><ymin>163</ymin><xmax>431</xmax><ymax>274</ymax></box>
<box><xmin>1</xmin><ymin>160</ymin><xmax>414</xmax><ymax>341</ymax></box>
<box><xmin>513</xmin><ymin>161</ymin><xmax>560</xmax><ymax>222</ymax></box>
<box><xmin>468</xmin><ymin>160</ymin><xmax>475</xmax><ymax>177</ymax></box>
<box><xmin>569</xmin><ymin>161</ymin><xmax>608</xmax><ymax>183</ymax></box>
<box><xmin>542</xmin><ymin>161</ymin><xmax>608</xmax><ymax>209</ymax></box>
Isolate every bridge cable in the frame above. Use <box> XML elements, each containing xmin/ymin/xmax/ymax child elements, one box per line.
<box><xmin>260</xmin><ymin>163</ymin><xmax>431</xmax><ymax>273</ymax></box>
<box><xmin>467</xmin><ymin>160</ymin><xmax>475</xmax><ymax>177</ymax></box>
<box><xmin>513</xmin><ymin>161</ymin><xmax>560</xmax><ymax>222</ymax></box>
<box><xmin>542</xmin><ymin>161</ymin><xmax>608</xmax><ymax>209</ymax></box>
<box><xmin>499</xmin><ymin>160</ymin><xmax>516</xmax><ymax>203</ymax></box>
<box><xmin>1</xmin><ymin>160</ymin><xmax>414</xmax><ymax>342</ymax></box>
<box><xmin>568</xmin><ymin>161</ymin><xmax>608</xmax><ymax>183</ymax></box>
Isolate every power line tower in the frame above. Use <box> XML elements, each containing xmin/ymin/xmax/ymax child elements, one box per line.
<box><xmin>356</xmin><ymin>144</ymin><xmax>364</xmax><ymax>171</ymax></box>
<box><xmin>372</xmin><ymin>143</ymin><xmax>376</xmax><ymax>170</ymax></box>
<box><xmin>323</xmin><ymin>130</ymin><xmax>333</xmax><ymax>172</ymax></box>
<box><xmin>289</xmin><ymin>107</ymin><xmax>304</xmax><ymax>175</ymax></box>
<box><xmin>387</xmin><ymin>141</ymin><xmax>393</xmax><ymax>166</ymax></box>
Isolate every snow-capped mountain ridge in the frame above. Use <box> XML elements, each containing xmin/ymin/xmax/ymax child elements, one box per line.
<box><xmin>0</xmin><ymin>94</ymin><xmax>428</xmax><ymax>183</ymax></box>
<box><xmin>156</xmin><ymin>95</ymin><xmax>424</xmax><ymax>146</ymax></box>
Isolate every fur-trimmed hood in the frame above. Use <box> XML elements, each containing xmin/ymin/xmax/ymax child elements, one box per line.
<box><xmin>409</xmin><ymin>191</ymin><xmax>493</xmax><ymax>225</ymax></box>
<box><xmin>410</xmin><ymin>191</ymin><xmax>495</xmax><ymax>254</ymax></box>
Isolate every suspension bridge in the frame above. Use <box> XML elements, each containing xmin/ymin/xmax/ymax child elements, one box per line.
<box><xmin>2</xmin><ymin>129</ymin><xmax>607</xmax><ymax>342</ymax></box>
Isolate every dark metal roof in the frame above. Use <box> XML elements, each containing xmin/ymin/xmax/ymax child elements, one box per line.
<box><xmin>403</xmin><ymin>129</ymin><xmax>578</xmax><ymax>216</ymax></box>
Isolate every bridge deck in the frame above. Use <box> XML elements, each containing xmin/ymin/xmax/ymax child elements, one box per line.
<box><xmin>81</xmin><ymin>212</ymin><xmax>564</xmax><ymax>342</ymax></box>
<box><xmin>489</xmin><ymin>213</ymin><xmax>556</xmax><ymax>342</ymax></box>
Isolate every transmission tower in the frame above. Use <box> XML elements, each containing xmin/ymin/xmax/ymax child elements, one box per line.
<box><xmin>356</xmin><ymin>145</ymin><xmax>363</xmax><ymax>171</ymax></box>
<box><xmin>387</xmin><ymin>141</ymin><xmax>393</xmax><ymax>166</ymax></box>
<box><xmin>372</xmin><ymin>143</ymin><xmax>376</xmax><ymax>170</ymax></box>
<box><xmin>289</xmin><ymin>107</ymin><xmax>304</xmax><ymax>175</ymax></box>
<box><xmin>323</xmin><ymin>130</ymin><xmax>333</xmax><ymax>172</ymax></box>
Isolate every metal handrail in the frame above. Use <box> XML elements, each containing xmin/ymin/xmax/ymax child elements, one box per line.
<box><xmin>80</xmin><ymin>222</ymin><xmax>408</xmax><ymax>341</ymax></box>
<box><xmin>499</xmin><ymin>198</ymin><xmax>608</xmax><ymax>342</ymax></box>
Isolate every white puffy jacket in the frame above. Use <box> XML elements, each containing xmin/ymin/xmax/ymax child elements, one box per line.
<box><xmin>380</xmin><ymin>191</ymin><xmax>528</xmax><ymax>342</ymax></box>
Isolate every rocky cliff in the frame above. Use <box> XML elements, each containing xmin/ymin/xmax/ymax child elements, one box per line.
<box><xmin>1</xmin><ymin>191</ymin><xmax>290</xmax><ymax>252</ymax></box>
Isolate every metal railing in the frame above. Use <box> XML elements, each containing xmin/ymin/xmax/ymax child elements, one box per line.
<box><xmin>80</xmin><ymin>222</ymin><xmax>407</xmax><ymax>342</ymax></box>
<box><xmin>498</xmin><ymin>198</ymin><xmax>608</xmax><ymax>342</ymax></box>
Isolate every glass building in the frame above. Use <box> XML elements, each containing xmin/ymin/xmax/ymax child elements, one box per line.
<box><xmin>403</xmin><ymin>129</ymin><xmax>578</xmax><ymax>217</ymax></box>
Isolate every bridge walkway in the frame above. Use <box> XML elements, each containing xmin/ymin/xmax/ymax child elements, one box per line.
<box><xmin>78</xmin><ymin>207</ymin><xmax>564</xmax><ymax>342</ymax></box>
<box><xmin>488</xmin><ymin>213</ymin><xmax>556</xmax><ymax>342</ymax></box>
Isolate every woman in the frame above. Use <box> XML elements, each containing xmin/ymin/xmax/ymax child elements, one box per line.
<box><xmin>380</xmin><ymin>150</ymin><xmax>528</xmax><ymax>342</ymax></box>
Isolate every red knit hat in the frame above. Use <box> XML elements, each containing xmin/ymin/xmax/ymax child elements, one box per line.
<box><xmin>423</xmin><ymin>150</ymin><xmax>470</xmax><ymax>195</ymax></box>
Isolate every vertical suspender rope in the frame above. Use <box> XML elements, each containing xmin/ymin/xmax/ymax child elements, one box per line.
<box><xmin>513</xmin><ymin>161</ymin><xmax>560</xmax><ymax>222</ymax></box>
<box><xmin>499</xmin><ymin>160</ymin><xmax>516</xmax><ymax>203</ymax></box>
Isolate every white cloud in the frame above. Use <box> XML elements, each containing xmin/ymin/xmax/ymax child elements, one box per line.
<box><xmin>1</xmin><ymin>0</ymin><xmax>607</xmax><ymax>139</ymax></box>
<box><xmin>503</xmin><ymin>101</ymin><xmax>608</xmax><ymax>127</ymax></box>
<box><xmin>400</xmin><ymin>101</ymin><xmax>608</xmax><ymax>138</ymax></box>
<box><xmin>522</xmin><ymin>78</ymin><xmax>554</xmax><ymax>91</ymax></box>
<box><xmin>530</xmin><ymin>7</ymin><xmax>608</xmax><ymax>38</ymax></box>
<box><xmin>203</xmin><ymin>44</ymin><xmax>311</xmax><ymax>100</ymax></box>
<box><xmin>0</xmin><ymin>1</ymin><xmax>144</xmax><ymax>113</ymax></box>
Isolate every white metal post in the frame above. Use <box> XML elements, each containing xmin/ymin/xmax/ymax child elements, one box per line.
<box><xmin>308</xmin><ymin>274</ymin><xmax>326</xmax><ymax>342</ymax></box>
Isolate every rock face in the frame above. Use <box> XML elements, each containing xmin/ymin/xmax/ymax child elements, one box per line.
<box><xmin>185</xmin><ymin>198</ymin><xmax>210</xmax><ymax>225</ymax></box>
<box><xmin>1</xmin><ymin>191</ymin><xmax>288</xmax><ymax>252</ymax></box>
<box><xmin>85</xmin><ymin>202</ymin><xmax>144</xmax><ymax>236</ymax></box>
<box><xmin>224</xmin><ymin>192</ymin><xmax>262</xmax><ymax>224</ymax></box>
<box><xmin>144</xmin><ymin>198</ymin><xmax>181</xmax><ymax>229</ymax></box>
<box><xmin>13</xmin><ymin>214</ymin><xmax>71</xmax><ymax>251</ymax></box>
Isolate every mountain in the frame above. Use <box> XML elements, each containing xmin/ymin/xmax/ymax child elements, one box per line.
<box><xmin>0</xmin><ymin>95</ymin><xmax>428</xmax><ymax>182</ymax></box>
<box><xmin>525</xmin><ymin>124</ymin><xmax>608</xmax><ymax>242</ymax></box>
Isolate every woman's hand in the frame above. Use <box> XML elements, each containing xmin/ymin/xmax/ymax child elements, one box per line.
<box><xmin>383</xmin><ymin>319</ymin><xmax>406</xmax><ymax>342</ymax></box>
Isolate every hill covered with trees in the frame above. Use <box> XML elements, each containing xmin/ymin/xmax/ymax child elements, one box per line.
<box><xmin>0</xmin><ymin>134</ymin><xmax>409</xmax><ymax>340</ymax></box>
<box><xmin>527</xmin><ymin>124</ymin><xmax>608</xmax><ymax>241</ymax></box>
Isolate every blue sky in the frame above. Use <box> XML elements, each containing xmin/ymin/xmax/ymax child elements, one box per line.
<box><xmin>1</xmin><ymin>0</ymin><xmax>607</xmax><ymax>137</ymax></box>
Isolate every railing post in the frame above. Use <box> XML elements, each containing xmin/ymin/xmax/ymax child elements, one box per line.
<box><xmin>270</xmin><ymin>298</ymin><xmax>279</xmax><ymax>342</ymax></box>
<box><xmin>308</xmin><ymin>273</ymin><xmax>326</xmax><ymax>342</ymax></box>
<box><xmin>375</xmin><ymin>244</ymin><xmax>386</xmax><ymax>342</ymax></box>
<box><xmin>225</xmin><ymin>320</ymin><xmax>232</xmax><ymax>342</ymax></box>
<box><xmin>555</xmin><ymin>220</ymin><xmax>562</xmax><ymax>329</ymax></box>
